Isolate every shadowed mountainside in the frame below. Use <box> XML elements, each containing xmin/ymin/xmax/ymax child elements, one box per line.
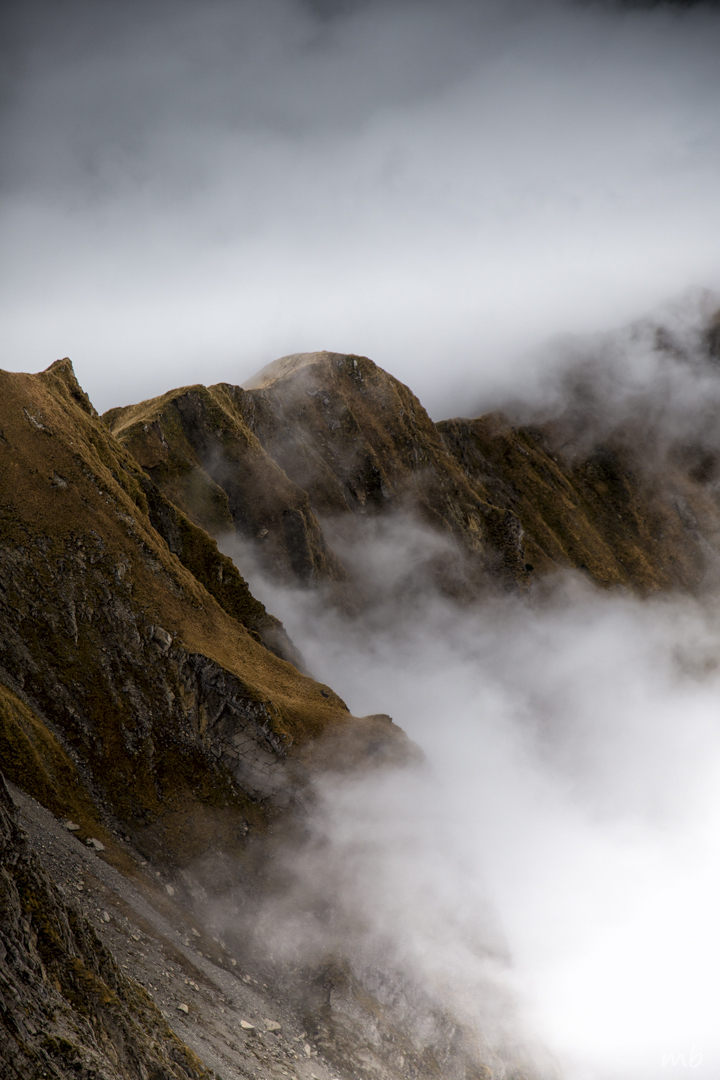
<box><xmin>0</xmin><ymin>773</ymin><xmax>212</xmax><ymax>1080</ymax></box>
<box><xmin>0</xmin><ymin>358</ymin><xmax>362</xmax><ymax>871</ymax></box>
<box><xmin>107</xmin><ymin>347</ymin><xmax>720</xmax><ymax>598</ymax></box>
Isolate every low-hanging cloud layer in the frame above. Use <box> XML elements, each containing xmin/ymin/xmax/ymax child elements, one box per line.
<box><xmin>2</xmin><ymin>0</ymin><xmax>720</xmax><ymax>416</ymax></box>
<box><xmin>207</xmin><ymin>307</ymin><xmax>720</xmax><ymax>1080</ymax></box>
<box><xmin>222</xmin><ymin>520</ymin><xmax>720</xmax><ymax>1080</ymax></box>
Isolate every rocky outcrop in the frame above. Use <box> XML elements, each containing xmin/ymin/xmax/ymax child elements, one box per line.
<box><xmin>438</xmin><ymin>412</ymin><xmax>720</xmax><ymax>592</ymax></box>
<box><xmin>238</xmin><ymin>352</ymin><xmax>528</xmax><ymax>590</ymax></box>
<box><xmin>104</xmin><ymin>383</ymin><xmax>349</xmax><ymax>591</ymax></box>
<box><xmin>0</xmin><ymin>772</ymin><xmax>211</xmax><ymax>1080</ymax></box>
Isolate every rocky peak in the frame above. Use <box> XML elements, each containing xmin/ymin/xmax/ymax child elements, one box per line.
<box><xmin>236</xmin><ymin>351</ymin><xmax>529</xmax><ymax>590</ymax></box>
<box><xmin>104</xmin><ymin>382</ymin><xmax>350</xmax><ymax>592</ymax></box>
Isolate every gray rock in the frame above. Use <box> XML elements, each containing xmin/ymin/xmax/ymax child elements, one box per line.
<box><xmin>152</xmin><ymin>625</ymin><xmax>172</xmax><ymax>652</ymax></box>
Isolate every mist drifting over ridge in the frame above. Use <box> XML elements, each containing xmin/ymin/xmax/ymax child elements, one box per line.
<box><xmin>201</xmin><ymin>303</ymin><xmax>720</xmax><ymax>1080</ymax></box>
<box><xmin>3</xmin><ymin>0</ymin><xmax>720</xmax><ymax>416</ymax></box>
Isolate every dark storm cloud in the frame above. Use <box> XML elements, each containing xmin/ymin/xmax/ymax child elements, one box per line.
<box><xmin>0</xmin><ymin>0</ymin><xmax>500</xmax><ymax>184</ymax></box>
<box><xmin>1</xmin><ymin>0</ymin><xmax>720</xmax><ymax>414</ymax></box>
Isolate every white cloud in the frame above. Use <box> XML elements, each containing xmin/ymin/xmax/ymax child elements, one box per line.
<box><xmin>1</xmin><ymin>0</ymin><xmax>720</xmax><ymax>414</ymax></box>
<box><xmin>232</xmin><ymin>530</ymin><xmax>720</xmax><ymax>1080</ymax></box>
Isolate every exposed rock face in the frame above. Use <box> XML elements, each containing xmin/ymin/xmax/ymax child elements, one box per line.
<box><xmin>0</xmin><ymin>359</ymin><xmax>353</xmax><ymax>869</ymax></box>
<box><xmin>0</xmin><ymin>772</ymin><xmax>211</xmax><ymax>1080</ymax></box>
<box><xmin>438</xmin><ymin>413</ymin><xmax>717</xmax><ymax>591</ymax></box>
<box><xmin>104</xmin><ymin>383</ymin><xmax>349</xmax><ymax>591</ymax></box>
<box><xmin>239</xmin><ymin>352</ymin><xmax>528</xmax><ymax>589</ymax></box>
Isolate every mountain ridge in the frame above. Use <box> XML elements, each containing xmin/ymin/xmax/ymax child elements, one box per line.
<box><xmin>106</xmin><ymin>343</ymin><xmax>720</xmax><ymax>600</ymax></box>
<box><xmin>5</xmin><ymin>321</ymin><xmax>720</xmax><ymax>1079</ymax></box>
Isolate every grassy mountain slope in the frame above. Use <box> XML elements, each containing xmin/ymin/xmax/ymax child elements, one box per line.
<box><xmin>438</xmin><ymin>413</ymin><xmax>716</xmax><ymax>592</ymax></box>
<box><xmin>0</xmin><ymin>358</ymin><xmax>352</xmax><ymax>870</ymax></box>
<box><xmin>104</xmin><ymin>383</ymin><xmax>349</xmax><ymax>591</ymax></box>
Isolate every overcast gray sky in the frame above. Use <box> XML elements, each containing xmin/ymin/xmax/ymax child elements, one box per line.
<box><xmin>2</xmin><ymin>0</ymin><xmax>720</xmax><ymax>416</ymax></box>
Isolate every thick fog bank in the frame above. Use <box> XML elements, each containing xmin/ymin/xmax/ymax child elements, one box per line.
<box><xmin>3</xmin><ymin>0</ymin><xmax>720</xmax><ymax>416</ymax></box>
<box><xmin>484</xmin><ymin>288</ymin><xmax>720</xmax><ymax>439</ymax></box>
<box><xmin>222</xmin><ymin>523</ymin><xmax>720</xmax><ymax>1080</ymax></box>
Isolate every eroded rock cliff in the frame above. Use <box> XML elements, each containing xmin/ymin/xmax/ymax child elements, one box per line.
<box><xmin>0</xmin><ymin>358</ymin><xmax>353</xmax><ymax>871</ymax></box>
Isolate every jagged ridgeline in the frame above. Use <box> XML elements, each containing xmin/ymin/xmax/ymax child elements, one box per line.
<box><xmin>107</xmin><ymin>347</ymin><xmax>720</xmax><ymax>596</ymax></box>
<box><xmin>4</xmin><ymin>343</ymin><xmax>713</xmax><ymax>856</ymax></box>
<box><xmin>104</xmin><ymin>353</ymin><xmax>527</xmax><ymax>595</ymax></box>
<box><xmin>0</xmin><ymin>357</ymin><xmax>398</xmax><ymax>868</ymax></box>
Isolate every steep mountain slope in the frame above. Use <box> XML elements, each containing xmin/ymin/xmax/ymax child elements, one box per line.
<box><xmin>0</xmin><ymin>357</ymin><xmax>355</xmax><ymax>871</ymax></box>
<box><xmin>438</xmin><ymin>413</ymin><xmax>716</xmax><ymax>592</ymax></box>
<box><xmin>107</xmin><ymin>353</ymin><xmax>529</xmax><ymax>594</ymax></box>
<box><xmin>5</xmin><ymin>764</ymin><xmax>524</xmax><ymax>1080</ymax></box>
<box><xmin>0</xmin><ymin>773</ymin><xmax>211</xmax><ymax>1080</ymax></box>
<box><xmin>104</xmin><ymin>383</ymin><xmax>349</xmax><ymax>593</ymax></box>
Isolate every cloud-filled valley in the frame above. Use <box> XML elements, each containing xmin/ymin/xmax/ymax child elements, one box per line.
<box><xmin>231</xmin><ymin>530</ymin><xmax>720</xmax><ymax>1080</ymax></box>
